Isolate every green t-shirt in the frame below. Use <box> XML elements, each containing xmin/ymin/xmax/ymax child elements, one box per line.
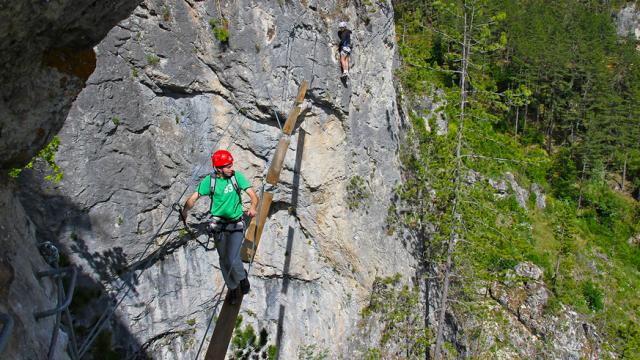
<box><xmin>197</xmin><ymin>171</ymin><xmax>251</xmax><ymax>220</ymax></box>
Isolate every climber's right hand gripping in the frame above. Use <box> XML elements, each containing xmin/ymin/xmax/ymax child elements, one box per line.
<box><xmin>179</xmin><ymin>192</ymin><xmax>199</xmax><ymax>228</ymax></box>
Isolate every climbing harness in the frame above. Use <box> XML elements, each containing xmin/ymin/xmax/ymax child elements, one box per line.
<box><xmin>201</xmin><ymin>78</ymin><xmax>308</xmax><ymax>359</ymax></box>
<box><xmin>80</xmin><ymin>9</ymin><xmax>316</xmax><ymax>358</ymax></box>
<box><xmin>195</xmin><ymin>190</ymin><xmax>262</xmax><ymax>360</ymax></box>
<box><xmin>77</xmin><ymin>109</ymin><xmax>246</xmax><ymax>358</ymax></box>
<box><xmin>193</xmin><ymin>214</ymin><xmax>254</xmax><ymax>360</ymax></box>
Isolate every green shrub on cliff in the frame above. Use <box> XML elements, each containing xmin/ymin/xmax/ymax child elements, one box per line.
<box><xmin>209</xmin><ymin>18</ymin><xmax>230</xmax><ymax>43</ymax></box>
<box><xmin>390</xmin><ymin>0</ymin><xmax>640</xmax><ymax>355</ymax></box>
<box><xmin>8</xmin><ymin>136</ymin><xmax>63</xmax><ymax>183</ymax></box>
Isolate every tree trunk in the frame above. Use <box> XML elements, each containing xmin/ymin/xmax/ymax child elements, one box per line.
<box><xmin>433</xmin><ymin>7</ymin><xmax>471</xmax><ymax>359</ymax></box>
<box><xmin>514</xmin><ymin>106</ymin><xmax>519</xmax><ymax>139</ymax></box>
<box><xmin>553</xmin><ymin>256</ymin><xmax>561</xmax><ymax>292</ymax></box>
<box><xmin>523</xmin><ymin>103</ymin><xmax>528</xmax><ymax>137</ymax></box>
<box><xmin>622</xmin><ymin>152</ymin><xmax>628</xmax><ymax>192</ymax></box>
<box><xmin>577</xmin><ymin>160</ymin><xmax>587</xmax><ymax>209</ymax></box>
<box><xmin>570</xmin><ymin>120</ymin><xmax>574</xmax><ymax>143</ymax></box>
<box><xmin>546</xmin><ymin>105</ymin><xmax>554</xmax><ymax>154</ymax></box>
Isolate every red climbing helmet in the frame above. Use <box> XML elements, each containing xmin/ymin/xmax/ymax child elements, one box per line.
<box><xmin>211</xmin><ymin>150</ymin><xmax>234</xmax><ymax>168</ymax></box>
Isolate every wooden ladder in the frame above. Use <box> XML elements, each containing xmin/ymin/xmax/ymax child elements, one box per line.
<box><xmin>203</xmin><ymin>80</ymin><xmax>308</xmax><ymax>360</ymax></box>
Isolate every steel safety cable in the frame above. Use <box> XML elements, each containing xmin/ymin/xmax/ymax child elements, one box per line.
<box><xmin>78</xmin><ymin>109</ymin><xmax>244</xmax><ymax>358</ymax></box>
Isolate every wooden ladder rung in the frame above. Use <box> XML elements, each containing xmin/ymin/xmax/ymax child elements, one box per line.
<box><xmin>202</xmin><ymin>79</ymin><xmax>308</xmax><ymax>359</ymax></box>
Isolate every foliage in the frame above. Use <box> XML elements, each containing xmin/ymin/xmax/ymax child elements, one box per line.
<box><xmin>297</xmin><ymin>344</ymin><xmax>328</xmax><ymax>360</ymax></box>
<box><xmin>548</xmin><ymin>149</ymin><xmax>579</xmax><ymax>200</ymax></box>
<box><xmin>391</xmin><ymin>0</ymin><xmax>640</xmax><ymax>355</ymax></box>
<box><xmin>230</xmin><ymin>315</ymin><xmax>276</xmax><ymax>360</ymax></box>
<box><xmin>614</xmin><ymin>320</ymin><xmax>640</xmax><ymax>358</ymax></box>
<box><xmin>162</xmin><ymin>5</ymin><xmax>171</xmax><ymax>22</ymax></box>
<box><xmin>209</xmin><ymin>18</ymin><xmax>230</xmax><ymax>43</ymax></box>
<box><xmin>536</xmin><ymin>200</ymin><xmax>578</xmax><ymax>309</ymax></box>
<box><xmin>346</xmin><ymin>175</ymin><xmax>370</xmax><ymax>210</ymax></box>
<box><xmin>395</xmin><ymin>0</ymin><xmax>640</xmax><ymax>191</ymax></box>
<box><xmin>360</xmin><ymin>274</ymin><xmax>429</xmax><ymax>358</ymax></box>
<box><xmin>364</xmin><ymin>348</ymin><xmax>381</xmax><ymax>360</ymax></box>
<box><xmin>581</xmin><ymin>280</ymin><xmax>604</xmax><ymax>312</ymax></box>
<box><xmin>8</xmin><ymin>136</ymin><xmax>63</xmax><ymax>183</ymax></box>
<box><xmin>146</xmin><ymin>54</ymin><xmax>160</xmax><ymax>66</ymax></box>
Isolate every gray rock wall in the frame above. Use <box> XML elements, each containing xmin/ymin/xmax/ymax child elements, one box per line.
<box><xmin>616</xmin><ymin>3</ymin><xmax>640</xmax><ymax>40</ymax></box>
<box><xmin>1</xmin><ymin>1</ymin><xmax>620</xmax><ymax>358</ymax></box>
<box><xmin>15</xmin><ymin>0</ymin><xmax>413</xmax><ymax>358</ymax></box>
<box><xmin>0</xmin><ymin>0</ymin><xmax>142</xmax><ymax>169</ymax></box>
<box><xmin>0</xmin><ymin>1</ymin><xmax>142</xmax><ymax>358</ymax></box>
<box><xmin>0</xmin><ymin>185</ymin><xmax>70</xmax><ymax>359</ymax></box>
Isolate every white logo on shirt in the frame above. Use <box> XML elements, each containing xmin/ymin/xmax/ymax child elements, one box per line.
<box><xmin>223</xmin><ymin>184</ymin><xmax>234</xmax><ymax>194</ymax></box>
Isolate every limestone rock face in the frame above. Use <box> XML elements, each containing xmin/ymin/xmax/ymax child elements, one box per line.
<box><xmin>505</xmin><ymin>172</ymin><xmax>529</xmax><ymax>209</ymax></box>
<box><xmin>410</xmin><ymin>88</ymin><xmax>448</xmax><ymax>135</ymax></box>
<box><xmin>629</xmin><ymin>233</ymin><xmax>640</xmax><ymax>247</ymax></box>
<box><xmin>530</xmin><ymin>183</ymin><xmax>546</xmax><ymax>209</ymax></box>
<box><xmin>489</xmin><ymin>178</ymin><xmax>509</xmax><ymax>199</ymax></box>
<box><xmin>515</xmin><ymin>261</ymin><xmax>543</xmax><ymax>280</ymax></box>
<box><xmin>0</xmin><ymin>185</ymin><xmax>72</xmax><ymax>359</ymax></box>
<box><xmin>14</xmin><ymin>0</ymin><xmax>412</xmax><ymax>358</ymax></box>
<box><xmin>0</xmin><ymin>1</ymin><xmax>142</xmax><ymax>358</ymax></box>
<box><xmin>0</xmin><ymin>0</ymin><xmax>143</xmax><ymax>169</ymax></box>
<box><xmin>483</xmin><ymin>263</ymin><xmax>604</xmax><ymax>359</ymax></box>
<box><xmin>616</xmin><ymin>3</ymin><xmax>640</xmax><ymax>40</ymax></box>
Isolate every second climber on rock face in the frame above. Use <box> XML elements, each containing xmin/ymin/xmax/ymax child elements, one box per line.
<box><xmin>181</xmin><ymin>149</ymin><xmax>259</xmax><ymax>305</ymax></box>
<box><xmin>338</xmin><ymin>21</ymin><xmax>352</xmax><ymax>79</ymax></box>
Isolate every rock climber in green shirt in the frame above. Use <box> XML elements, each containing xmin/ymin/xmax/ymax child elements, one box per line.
<box><xmin>181</xmin><ymin>149</ymin><xmax>259</xmax><ymax>304</ymax></box>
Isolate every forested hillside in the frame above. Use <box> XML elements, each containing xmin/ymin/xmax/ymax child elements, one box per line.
<box><xmin>363</xmin><ymin>0</ymin><xmax>640</xmax><ymax>358</ymax></box>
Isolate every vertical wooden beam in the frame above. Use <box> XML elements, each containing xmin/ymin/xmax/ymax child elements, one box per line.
<box><xmin>204</xmin><ymin>80</ymin><xmax>308</xmax><ymax>360</ymax></box>
<box><xmin>267</xmin><ymin>80</ymin><xmax>308</xmax><ymax>185</ymax></box>
<box><xmin>282</xmin><ymin>80</ymin><xmax>308</xmax><ymax>135</ymax></box>
<box><xmin>266</xmin><ymin>137</ymin><xmax>291</xmax><ymax>185</ymax></box>
<box><xmin>241</xmin><ymin>191</ymin><xmax>273</xmax><ymax>262</ymax></box>
<box><xmin>204</xmin><ymin>293</ymin><xmax>244</xmax><ymax>360</ymax></box>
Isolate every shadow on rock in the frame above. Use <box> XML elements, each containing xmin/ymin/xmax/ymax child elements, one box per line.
<box><xmin>15</xmin><ymin>173</ymin><xmax>149</xmax><ymax>358</ymax></box>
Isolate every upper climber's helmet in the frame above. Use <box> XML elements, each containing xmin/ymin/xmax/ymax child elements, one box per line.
<box><xmin>338</xmin><ymin>21</ymin><xmax>348</xmax><ymax>30</ymax></box>
<box><xmin>211</xmin><ymin>150</ymin><xmax>234</xmax><ymax>168</ymax></box>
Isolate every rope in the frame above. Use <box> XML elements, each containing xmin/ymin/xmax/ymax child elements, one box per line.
<box><xmin>222</xmin><ymin>111</ymin><xmax>250</xmax><ymax>151</ymax></box>
<box><xmin>279</xmin><ymin>7</ymin><xmax>311</xmax><ymax>106</ymax></box>
<box><xmin>192</xmin><ymin>218</ymin><xmax>248</xmax><ymax>360</ymax></box>
<box><xmin>262</xmin><ymin>82</ymin><xmax>283</xmax><ymax>131</ymax></box>
<box><xmin>86</xmin><ymin>6</ymin><xmax>314</xmax><ymax>356</ymax></box>
<box><xmin>78</xmin><ymin>108</ymin><xmax>245</xmax><ymax>358</ymax></box>
<box><xmin>192</xmin><ymin>13</ymin><xmax>311</xmax><ymax>351</ymax></box>
<box><xmin>192</xmin><ymin>177</ymin><xmax>266</xmax><ymax>359</ymax></box>
<box><xmin>193</xmin><ymin>288</ymin><xmax>224</xmax><ymax>358</ymax></box>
